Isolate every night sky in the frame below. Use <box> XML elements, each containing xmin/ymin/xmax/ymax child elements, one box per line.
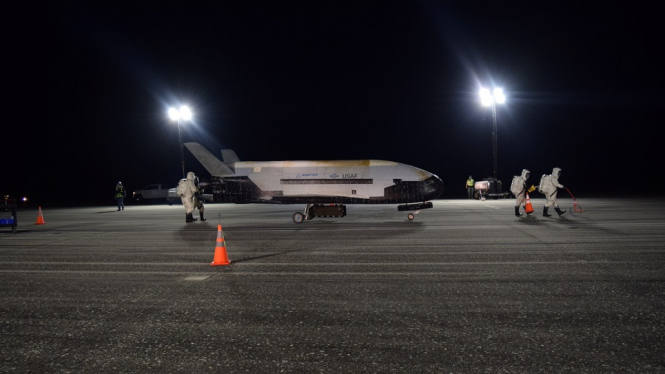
<box><xmin>6</xmin><ymin>2</ymin><xmax>664</xmax><ymax>205</ymax></box>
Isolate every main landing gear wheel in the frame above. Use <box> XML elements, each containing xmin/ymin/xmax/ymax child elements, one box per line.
<box><xmin>292</xmin><ymin>212</ymin><xmax>305</xmax><ymax>224</ymax></box>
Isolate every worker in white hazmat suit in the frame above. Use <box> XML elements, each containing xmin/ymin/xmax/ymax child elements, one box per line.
<box><xmin>510</xmin><ymin>169</ymin><xmax>533</xmax><ymax>217</ymax></box>
<box><xmin>177</xmin><ymin>172</ymin><xmax>206</xmax><ymax>222</ymax></box>
<box><xmin>538</xmin><ymin>167</ymin><xmax>566</xmax><ymax>217</ymax></box>
<box><xmin>193</xmin><ymin>175</ymin><xmax>206</xmax><ymax>221</ymax></box>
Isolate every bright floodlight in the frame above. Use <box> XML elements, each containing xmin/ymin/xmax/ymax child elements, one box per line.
<box><xmin>479</xmin><ymin>88</ymin><xmax>492</xmax><ymax>107</ymax></box>
<box><xmin>179</xmin><ymin>105</ymin><xmax>192</xmax><ymax>121</ymax></box>
<box><xmin>494</xmin><ymin>88</ymin><xmax>506</xmax><ymax>104</ymax></box>
<box><xmin>168</xmin><ymin>107</ymin><xmax>180</xmax><ymax>121</ymax></box>
<box><xmin>168</xmin><ymin>106</ymin><xmax>193</xmax><ymax>121</ymax></box>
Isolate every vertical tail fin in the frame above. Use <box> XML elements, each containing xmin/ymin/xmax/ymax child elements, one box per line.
<box><xmin>221</xmin><ymin>149</ymin><xmax>240</xmax><ymax>163</ymax></box>
<box><xmin>184</xmin><ymin>143</ymin><xmax>235</xmax><ymax>177</ymax></box>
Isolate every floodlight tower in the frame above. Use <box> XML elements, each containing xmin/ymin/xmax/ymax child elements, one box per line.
<box><xmin>168</xmin><ymin>105</ymin><xmax>193</xmax><ymax>179</ymax></box>
<box><xmin>479</xmin><ymin>87</ymin><xmax>506</xmax><ymax>180</ymax></box>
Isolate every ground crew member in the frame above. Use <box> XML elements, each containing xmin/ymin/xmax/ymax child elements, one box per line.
<box><xmin>177</xmin><ymin>172</ymin><xmax>206</xmax><ymax>222</ymax></box>
<box><xmin>115</xmin><ymin>181</ymin><xmax>126</xmax><ymax>211</ymax></box>
<box><xmin>539</xmin><ymin>167</ymin><xmax>566</xmax><ymax>217</ymax></box>
<box><xmin>466</xmin><ymin>175</ymin><xmax>475</xmax><ymax>199</ymax></box>
<box><xmin>194</xmin><ymin>175</ymin><xmax>206</xmax><ymax>221</ymax></box>
<box><xmin>510</xmin><ymin>169</ymin><xmax>534</xmax><ymax>216</ymax></box>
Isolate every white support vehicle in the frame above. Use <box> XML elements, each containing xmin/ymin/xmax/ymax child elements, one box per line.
<box><xmin>132</xmin><ymin>184</ymin><xmax>170</xmax><ymax>203</ymax></box>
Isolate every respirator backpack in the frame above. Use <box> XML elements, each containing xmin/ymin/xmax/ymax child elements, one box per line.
<box><xmin>176</xmin><ymin>179</ymin><xmax>188</xmax><ymax>196</ymax></box>
<box><xmin>538</xmin><ymin>174</ymin><xmax>551</xmax><ymax>193</ymax></box>
<box><xmin>510</xmin><ymin>176</ymin><xmax>523</xmax><ymax>196</ymax></box>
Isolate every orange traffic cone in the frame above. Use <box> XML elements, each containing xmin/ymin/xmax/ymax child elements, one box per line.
<box><xmin>35</xmin><ymin>206</ymin><xmax>46</xmax><ymax>225</ymax></box>
<box><xmin>525</xmin><ymin>193</ymin><xmax>534</xmax><ymax>214</ymax></box>
<box><xmin>211</xmin><ymin>224</ymin><xmax>231</xmax><ymax>266</ymax></box>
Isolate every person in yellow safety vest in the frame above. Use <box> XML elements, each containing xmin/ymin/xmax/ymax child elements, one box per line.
<box><xmin>115</xmin><ymin>181</ymin><xmax>126</xmax><ymax>211</ymax></box>
<box><xmin>465</xmin><ymin>176</ymin><xmax>475</xmax><ymax>199</ymax></box>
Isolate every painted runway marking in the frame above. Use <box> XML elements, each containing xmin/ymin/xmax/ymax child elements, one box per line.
<box><xmin>183</xmin><ymin>275</ymin><xmax>212</xmax><ymax>281</ymax></box>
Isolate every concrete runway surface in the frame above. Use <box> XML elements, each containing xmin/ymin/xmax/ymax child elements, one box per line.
<box><xmin>1</xmin><ymin>198</ymin><xmax>664</xmax><ymax>372</ymax></box>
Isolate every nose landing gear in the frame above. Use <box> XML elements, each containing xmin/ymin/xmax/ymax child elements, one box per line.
<box><xmin>407</xmin><ymin>211</ymin><xmax>419</xmax><ymax>221</ymax></box>
<box><xmin>292</xmin><ymin>211</ymin><xmax>306</xmax><ymax>223</ymax></box>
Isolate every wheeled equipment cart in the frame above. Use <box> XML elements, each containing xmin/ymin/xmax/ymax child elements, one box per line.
<box><xmin>1</xmin><ymin>198</ymin><xmax>17</xmax><ymax>234</ymax></box>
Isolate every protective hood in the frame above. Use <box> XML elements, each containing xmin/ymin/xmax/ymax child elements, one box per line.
<box><xmin>186</xmin><ymin>172</ymin><xmax>196</xmax><ymax>181</ymax></box>
<box><xmin>552</xmin><ymin>168</ymin><xmax>562</xmax><ymax>178</ymax></box>
<box><xmin>521</xmin><ymin>169</ymin><xmax>530</xmax><ymax>180</ymax></box>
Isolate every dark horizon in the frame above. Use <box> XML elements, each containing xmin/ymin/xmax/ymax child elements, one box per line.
<box><xmin>5</xmin><ymin>2</ymin><xmax>664</xmax><ymax>206</ymax></box>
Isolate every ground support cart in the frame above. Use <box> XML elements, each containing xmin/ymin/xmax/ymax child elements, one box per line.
<box><xmin>1</xmin><ymin>198</ymin><xmax>17</xmax><ymax>234</ymax></box>
<box><xmin>473</xmin><ymin>178</ymin><xmax>509</xmax><ymax>200</ymax></box>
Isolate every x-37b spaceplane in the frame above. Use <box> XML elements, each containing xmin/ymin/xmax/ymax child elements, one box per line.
<box><xmin>184</xmin><ymin>142</ymin><xmax>444</xmax><ymax>223</ymax></box>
